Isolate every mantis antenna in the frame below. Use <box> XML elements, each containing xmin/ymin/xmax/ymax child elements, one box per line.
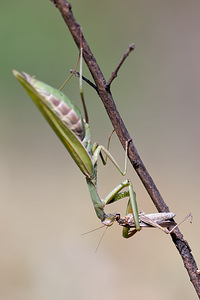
<box><xmin>81</xmin><ymin>225</ymin><xmax>109</xmax><ymax>253</ymax></box>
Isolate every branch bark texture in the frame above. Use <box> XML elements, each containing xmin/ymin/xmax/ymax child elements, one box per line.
<box><xmin>51</xmin><ymin>0</ymin><xmax>200</xmax><ymax>296</ymax></box>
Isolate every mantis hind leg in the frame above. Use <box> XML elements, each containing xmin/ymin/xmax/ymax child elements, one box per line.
<box><xmin>93</xmin><ymin>136</ymin><xmax>132</xmax><ymax>177</ymax></box>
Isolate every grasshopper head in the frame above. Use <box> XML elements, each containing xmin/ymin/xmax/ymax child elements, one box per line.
<box><xmin>116</xmin><ymin>213</ymin><xmax>136</xmax><ymax>227</ymax></box>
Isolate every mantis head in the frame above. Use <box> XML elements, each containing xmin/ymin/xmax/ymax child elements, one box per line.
<box><xmin>102</xmin><ymin>213</ymin><xmax>120</xmax><ymax>226</ymax></box>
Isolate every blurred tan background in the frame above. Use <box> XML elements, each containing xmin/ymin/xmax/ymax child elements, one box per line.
<box><xmin>1</xmin><ymin>1</ymin><xmax>200</xmax><ymax>299</ymax></box>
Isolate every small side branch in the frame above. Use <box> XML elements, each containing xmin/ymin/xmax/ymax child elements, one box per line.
<box><xmin>70</xmin><ymin>70</ymin><xmax>98</xmax><ymax>93</ymax></box>
<box><xmin>106</xmin><ymin>43</ymin><xmax>135</xmax><ymax>89</ymax></box>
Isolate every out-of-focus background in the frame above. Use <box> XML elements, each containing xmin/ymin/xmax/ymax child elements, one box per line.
<box><xmin>1</xmin><ymin>1</ymin><xmax>200</xmax><ymax>299</ymax></box>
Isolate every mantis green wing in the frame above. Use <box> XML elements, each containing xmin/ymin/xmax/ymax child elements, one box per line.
<box><xmin>13</xmin><ymin>70</ymin><xmax>93</xmax><ymax>178</ymax></box>
<box><xmin>13</xmin><ymin>70</ymin><xmax>141</xmax><ymax>231</ymax></box>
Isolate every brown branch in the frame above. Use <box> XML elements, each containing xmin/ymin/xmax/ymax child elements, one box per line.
<box><xmin>52</xmin><ymin>0</ymin><xmax>200</xmax><ymax>296</ymax></box>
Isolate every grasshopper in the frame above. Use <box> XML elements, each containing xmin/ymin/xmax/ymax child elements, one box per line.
<box><xmin>117</xmin><ymin>211</ymin><xmax>192</xmax><ymax>238</ymax></box>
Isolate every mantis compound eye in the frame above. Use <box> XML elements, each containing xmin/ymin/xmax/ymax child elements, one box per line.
<box><xmin>116</xmin><ymin>213</ymin><xmax>121</xmax><ymax>221</ymax></box>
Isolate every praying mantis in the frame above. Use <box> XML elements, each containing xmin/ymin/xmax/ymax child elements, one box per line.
<box><xmin>12</xmin><ymin>59</ymin><xmax>141</xmax><ymax>237</ymax></box>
